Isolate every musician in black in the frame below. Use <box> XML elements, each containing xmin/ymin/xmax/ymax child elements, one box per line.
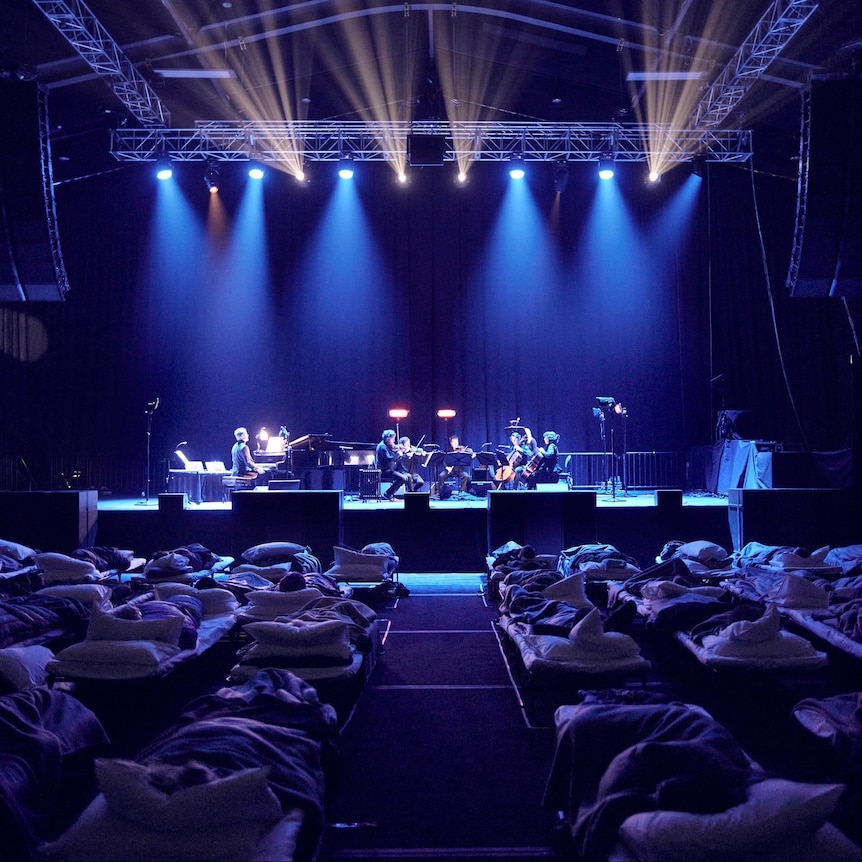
<box><xmin>507</xmin><ymin>428</ymin><xmax>537</xmax><ymax>489</ymax></box>
<box><xmin>376</xmin><ymin>429</ymin><xmax>410</xmax><ymax>501</ymax></box>
<box><xmin>231</xmin><ymin>427</ymin><xmax>262</xmax><ymax>477</ymax></box>
<box><xmin>524</xmin><ymin>430</ymin><xmax>561</xmax><ymax>489</ymax></box>
<box><xmin>398</xmin><ymin>436</ymin><xmax>426</xmax><ymax>492</ymax></box>
<box><xmin>432</xmin><ymin>434</ymin><xmax>472</xmax><ymax>496</ymax></box>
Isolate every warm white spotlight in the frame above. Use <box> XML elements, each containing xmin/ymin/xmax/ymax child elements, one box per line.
<box><xmin>295</xmin><ymin>169</ymin><xmax>306</xmax><ymax>183</ymax></box>
<box><xmin>337</xmin><ymin>157</ymin><xmax>354</xmax><ymax>180</ymax></box>
<box><xmin>155</xmin><ymin>157</ymin><xmax>173</xmax><ymax>181</ymax></box>
<box><xmin>509</xmin><ymin>159</ymin><xmax>526</xmax><ymax>180</ymax></box>
<box><xmin>598</xmin><ymin>156</ymin><xmax>615</xmax><ymax>180</ymax></box>
<box><xmin>648</xmin><ymin>170</ymin><xmax>660</xmax><ymax>183</ymax></box>
<box><xmin>248</xmin><ymin>165</ymin><xmax>264</xmax><ymax>180</ymax></box>
<box><xmin>397</xmin><ymin>171</ymin><xmax>407</xmax><ymax>184</ymax></box>
<box><xmin>457</xmin><ymin>171</ymin><xmax>467</xmax><ymax>184</ymax></box>
<box><xmin>204</xmin><ymin>163</ymin><xmax>220</xmax><ymax>192</ymax></box>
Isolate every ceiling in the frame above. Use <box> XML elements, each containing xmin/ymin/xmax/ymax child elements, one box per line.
<box><xmin>2</xmin><ymin>0</ymin><xmax>861</xmax><ymax>180</ymax></box>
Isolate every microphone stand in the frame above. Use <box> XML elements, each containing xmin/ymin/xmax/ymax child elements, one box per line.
<box><xmin>137</xmin><ymin>398</ymin><xmax>159</xmax><ymax>505</ymax></box>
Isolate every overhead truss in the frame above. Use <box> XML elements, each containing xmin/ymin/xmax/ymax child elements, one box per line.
<box><xmin>690</xmin><ymin>0</ymin><xmax>819</xmax><ymax>129</ymax></box>
<box><xmin>29</xmin><ymin>0</ymin><xmax>170</xmax><ymax>127</ymax></box>
<box><xmin>110</xmin><ymin>121</ymin><xmax>752</xmax><ymax>164</ymax></box>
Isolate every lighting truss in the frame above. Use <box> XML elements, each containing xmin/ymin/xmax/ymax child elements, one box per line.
<box><xmin>110</xmin><ymin>121</ymin><xmax>752</xmax><ymax>164</ymax></box>
<box><xmin>29</xmin><ymin>0</ymin><xmax>170</xmax><ymax>128</ymax></box>
<box><xmin>37</xmin><ymin>85</ymin><xmax>70</xmax><ymax>298</ymax></box>
<box><xmin>689</xmin><ymin>0</ymin><xmax>819</xmax><ymax>130</ymax></box>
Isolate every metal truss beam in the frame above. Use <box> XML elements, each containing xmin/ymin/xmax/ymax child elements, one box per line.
<box><xmin>29</xmin><ymin>0</ymin><xmax>170</xmax><ymax>127</ymax></box>
<box><xmin>110</xmin><ymin>121</ymin><xmax>752</xmax><ymax>163</ymax></box>
<box><xmin>690</xmin><ymin>0</ymin><xmax>819</xmax><ymax>130</ymax></box>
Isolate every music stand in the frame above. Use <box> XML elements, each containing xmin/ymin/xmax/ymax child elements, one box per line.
<box><xmin>473</xmin><ymin>451</ymin><xmax>497</xmax><ymax>484</ymax></box>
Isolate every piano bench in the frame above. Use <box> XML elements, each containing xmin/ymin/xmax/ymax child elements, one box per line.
<box><xmin>222</xmin><ymin>475</ymin><xmax>257</xmax><ymax>500</ymax></box>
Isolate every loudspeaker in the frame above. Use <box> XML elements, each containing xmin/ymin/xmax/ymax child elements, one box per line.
<box><xmin>268</xmin><ymin>479</ymin><xmax>301</xmax><ymax>491</ymax></box>
<box><xmin>407</xmin><ymin>134</ymin><xmax>446</xmax><ymax>166</ymax></box>
<box><xmin>0</xmin><ymin>81</ymin><xmax>69</xmax><ymax>301</ymax></box>
<box><xmin>790</xmin><ymin>78</ymin><xmax>862</xmax><ymax>297</ymax></box>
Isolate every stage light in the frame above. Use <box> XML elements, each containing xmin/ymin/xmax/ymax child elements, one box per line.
<box><xmin>389</xmin><ymin>407</ymin><xmax>409</xmax><ymax>438</ymax></box>
<box><xmin>248</xmin><ymin>164</ymin><xmax>265</xmax><ymax>180</ymax></box>
<box><xmin>508</xmin><ymin>159</ymin><xmax>526</xmax><ymax>180</ymax></box>
<box><xmin>397</xmin><ymin>170</ymin><xmax>407</xmax><ymax>185</ymax></box>
<box><xmin>554</xmin><ymin>163</ymin><xmax>569</xmax><ymax>194</ymax></box>
<box><xmin>456</xmin><ymin>171</ymin><xmax>467</xmax><ymax>185</ymax></box>
<box><xmin>294</xmin><ymin>168</ymin><xmax>306</xmax><ymax>183</ymax></box>
<box><xmin>337</xmin><ymin>157</ymin><xmax>354</xmax><ymax>180</ymax></box>
<box><xmin>436</xmin><ymin>408</ymin><xmax>456</xmax><ymax>419</ymax></box>
<box><xmin>155</xmin><ymin>157</ymin><xmax>173</xmax><ymax>181</ymax></box>
<box><xmin>648</xmin><ymin>169</ymin><xmax>660</xmax><ymax>183</ymax></box>
<box><xmin>598</xmin><ymin>156</ymin><xmax>615</xmax><ymax>180</ymax></box>
<box><xmin>691</xmin><ymin>156</ymin><xmax>705</xmax><ymax>178</ymax></box>
<box><xmin>204</xmin><ymin>162</ymin><xmax>220</xmax><ymax>192</ymax></box>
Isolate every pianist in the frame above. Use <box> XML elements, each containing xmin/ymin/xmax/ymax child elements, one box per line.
<box><xmin>231</xmin><ymin>427</ymin><xmax>263</xmax><ymax>477</ymax></box>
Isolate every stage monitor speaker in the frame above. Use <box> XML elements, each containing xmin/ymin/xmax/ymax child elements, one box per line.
<box><xmin>790</xmin><ymin>77</ymin><xmax>862</xmax><ymax>297</ymax></box>
<box><xmin>407</xmin><ymin>134</ymin><xmax>446</xmax><ymax>166</ymax></box>
<box><xmin>0</xmin><ymin>81</ymin><xmax>69</xmax><ymax>302</ymax></box>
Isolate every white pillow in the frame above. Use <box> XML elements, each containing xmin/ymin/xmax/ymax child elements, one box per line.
<box><xmin>153</xmin><ymin>584</ymin><xmax>238</xmax><ymax>616</ymax></box>
<box><xmin>243</xmin><ymin>620</ymin><xmax>352</xmax><ymax>661</ymax></box>
<box><xmin>719</xmin><ymin>605</ymin><xmax>781</xmax><ymax>643</ymax></box>
<box><xmin>0</xmin><ymin>645</ymin><xmax>54</xmax><ymax>690</ymax></box>
<box><xmin>676</xmin><ymin>540</ymin><xmax>728</xmax><ymax>562</ymax></box>
<box><xmin>36</xmin><ymin>552</ymin><xmax>100</xmax><ymax>583</ymax></box>
<box><xmin>95</xmin><ymin>759</ymin><xmax>281</xmax><ymax>830</ymax></box>
<box><xmin>619</xmin><ymin>778</ymin><xmax>845</xmax><ymax>862</ymax></box>
<box><xmin>246</xmin><ymin>588</ymin><xmax>321</xmax><ymax>611</ymax></box>
<box><xmin>541</xmin><ymin>573</ymin><xmax>595</xmax><ymax>609</ymax></box>
<box><xmin>37</xmin><ymin>583</ymin><xmax>113</xmax><ymax>611</ymax></box>
<box><xmin>326</xmin><ymin>546</ymin><xmax>389</xmax><ymax>580</ymax></box>
<box><xmin>86</xmin><ymin>609</ymin><xmax>184</xmax><ymax>645</ymax></box>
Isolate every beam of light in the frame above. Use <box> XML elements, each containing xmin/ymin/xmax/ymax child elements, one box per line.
<box><xmin>148</xmin><ymin>176</ymin><xmax>206</xmax><ymax>321</ymax></box>
<box><xmin>470</xmin><ymin>167</ymin><xmax>561</xmax><ymax>393</ymax></box>
<box><xmin>168</xmin><ymin>3</ymin><xmax>312</xmax><ymax>179</ymax></box>
<box><xmin>314</xmin><ymin>11</ymin><xmax>423</xmax><ymax>177</ymax></box>
<box><xmin>434</xmin><ymin>10</ymin><xmax>537</xmax><ymax>178</ymax></box>
<box><xmin>288</xmin><ymin>169</ymin><xmax>396</xmax><ymax>427</ymax></box>
<box><xmin>622</xmin><ymin>4</ymin><xmax>750</xmax><ymax>178</ymax></box>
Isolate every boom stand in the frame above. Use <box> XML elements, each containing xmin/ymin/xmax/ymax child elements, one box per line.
<box><xmin>137</xmin><ymin>398</ymin><xmax>159</xmax><ymax>506</ymax></box>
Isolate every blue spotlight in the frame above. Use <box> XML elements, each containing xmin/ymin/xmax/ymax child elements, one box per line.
<box><xmin>337</xmin><ymin>157</ymin><xmax>354</xmax><ymax>180</ymax></box>
<box><xmin>598</xmin><ymin>156</ymin><xmax>615</xmax><ymax>180</ymax></box>
<box><xmin>509</xmin><ymin>159</ymin><xmax>526</xmax><ymax>180</ymax></box>
<box><xmin>155</xmin><ymin>157</ymin><xmax>173</xmax><ymax>181</ymax></box>
<box><xmin>248</xmin><ymin>164</ymin><xmax>265</xmax><ymax>180</ymax></box>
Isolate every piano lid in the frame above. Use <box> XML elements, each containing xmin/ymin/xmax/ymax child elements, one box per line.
<box><xmin>290</xmin><ymin>433</ymin><xmax>376</xmax><ymax>450</ymax></box>
<box><xmin>289</xmin><ymin>433</ymin><xmax>332</xmax><ymax>449</ymax></box>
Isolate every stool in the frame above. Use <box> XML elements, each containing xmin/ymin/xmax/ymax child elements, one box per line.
<box><xmin>222</xmin><ymin>474</ymin><xmax>256</xmax><ymax>500</ymax></box>
<box><xmin>359</xmin><ymin>468</ymin><xmax>382</xmax><ymax>501</ymax></box>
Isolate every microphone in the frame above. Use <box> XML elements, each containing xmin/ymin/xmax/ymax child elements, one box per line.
<box><xmin>176</xmin><ymin>441</ymin><xmax>188</xmax><ymax>448</ymax></box>
<box><xmin>147</xmin><ymin>397</ymin><xmax>160</xmax><ymax>410</ymax></box>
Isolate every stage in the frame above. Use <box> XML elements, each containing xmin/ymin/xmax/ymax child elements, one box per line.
<box><xmin>1</xmin><ymin>486</ymin><xmax>855</xmax><ymax>574</ymax></box>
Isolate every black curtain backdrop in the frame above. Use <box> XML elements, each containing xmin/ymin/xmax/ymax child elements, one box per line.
<box><xmin>1</xmin><ymin>153</ymin><xmax>860</xmax><ymax>492</ymax></box>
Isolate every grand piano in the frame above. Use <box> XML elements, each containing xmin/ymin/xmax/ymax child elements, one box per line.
<box><xmin>288</xmin><ymin>433</ymin><xmax>377</xmax><ymax>490</ymax></box>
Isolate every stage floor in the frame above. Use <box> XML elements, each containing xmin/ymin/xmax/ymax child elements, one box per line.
<box><xmin>99</xmin><ymin>488</ymin><xmax>728</xmax><ymax>513</ymax></box>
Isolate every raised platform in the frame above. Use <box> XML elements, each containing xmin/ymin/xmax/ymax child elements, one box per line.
<box><xmin>80</xmin><ymin>488</ymin><xmax>734</xmax><ymax>572</ymax></box>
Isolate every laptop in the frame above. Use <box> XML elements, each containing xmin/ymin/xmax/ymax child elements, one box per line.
<box><xmin>205</xmin><ymin>460</ymin><xmax>228</xmax><ymax>473</ymax></box>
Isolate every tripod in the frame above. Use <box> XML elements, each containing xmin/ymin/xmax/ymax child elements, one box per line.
<box><xmin>137</xmin><ymin>398</ymin><xmax>159</xmax><ymax>505</ymax></box>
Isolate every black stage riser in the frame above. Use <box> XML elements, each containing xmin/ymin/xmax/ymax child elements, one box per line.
<box><xmin>23</xmin><ymin>489</ymin><xmax>857</xmax><ymax>571</ymax></box>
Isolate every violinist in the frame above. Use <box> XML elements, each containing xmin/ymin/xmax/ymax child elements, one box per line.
<box><xmin>397</xmin><ymin>436</ymin><xmax>426</xmax><ymax>492</ymax></box>
<box><xmin>376</xmin><ymin>429</ymin><xmax>410</xmax><ymax>501</ymax></box>
<box><xmin>432</xmin><ymin>434</ymin><xmax>472</xmax><ymax>496</ymax></box>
